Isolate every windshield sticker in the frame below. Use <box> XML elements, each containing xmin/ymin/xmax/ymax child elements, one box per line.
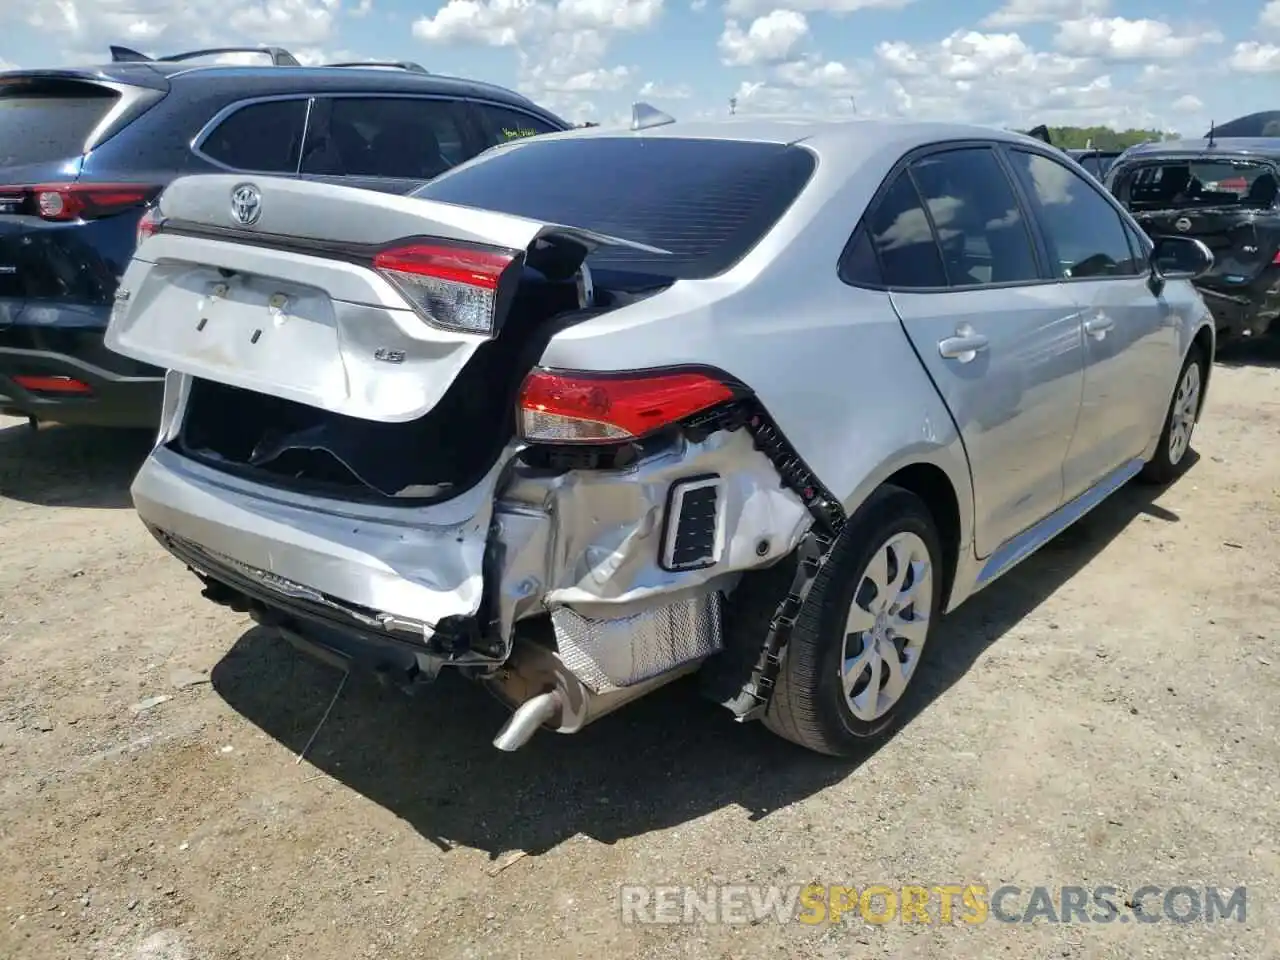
<box><xmin>501</xmin><ymin>127</ymin><xmax>540</xmax><ymax>140</ymax></box>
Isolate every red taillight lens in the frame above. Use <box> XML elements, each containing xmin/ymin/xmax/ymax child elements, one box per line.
<box><xmin>12</xmin><ymin>375</ymin><xmax>93</xmax><ymax>395</ymax></box>
<box><xmin>372</xmin><ymin>241</ymin><xmax>518</xmax><ymax>335</ymax></box>
<box><xmin>517</xmin><ymin>368</ymin><xmax>739</xmax><ymax>444</ymax></box>
<box><xmin>136</xmin><ymin>206</ymin><xmax>165</xmax><ymax>246</ymax></box>
<box><xmin>23</xmin><ymin>183</ymin><xmax>161</xmax><ymax>222</ymax></box>
<box><xmin>1272</xmin><ymin>249</ymin><xmax>1280</xmax><ymax>265</ymax></box>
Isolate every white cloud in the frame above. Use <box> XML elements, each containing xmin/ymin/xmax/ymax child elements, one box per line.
<box><xmin>719</xmin><ymin>10</ymin><xmax>809</xmax><ymax>67</ymax></box>
<box><xmin>1054</xmin><ymin>16</ymin><xmax>1222</xmax><ymax>61</ymax></box>
<box><xmin>1229</xmin><ymin>41</ymin><xmax>1280</xmax><ymax>73</ymax></box>
<box><xmin>1172</xmin><ymin>94</ymin><xmax>1203</xmax><ymax>113</ymax></box>
<box><xmin>638</xmin><ymin>79</ymin><xmax>693</xmax><ymax>99</ymax></box>
<box><xmin>13</xmin><ymin>0</ymin><xmax>354</xmax><ymax>54</ymax></box>
<box><xmin>981</xmin><ymin>0</ymin><xmax>1107</xmax><ymax>28</ymax></box>
<box><xmin>1263</xmin><ymin>1</ymin><xmax>1280</xmax><ymax>32</ymax></box>
<box><xmin>724</xmin><ymin>0</ymin><xmax>913</xmax><ymax>18</ymax></box>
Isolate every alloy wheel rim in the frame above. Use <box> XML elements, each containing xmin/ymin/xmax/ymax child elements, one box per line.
<box><xmin>840</xmin><ymin>531</ymin><xmax>933</xmax><ymax>723</ymax></box>
<box><xmin>1168</xmin><ymin>362</ymin><xmax>1201</xmax><ymax>466</ymax></box>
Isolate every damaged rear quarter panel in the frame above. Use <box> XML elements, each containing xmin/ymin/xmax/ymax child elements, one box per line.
<box><xmin>492</xmin><ymin>428</ymin><xmax>813</xmax><ymax>639</ymax></box>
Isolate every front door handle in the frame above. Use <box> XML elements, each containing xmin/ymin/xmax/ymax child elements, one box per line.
<box><xmin>1084</xmin><ymin>314</ymin><xmax>1114</xmax><ymax>340</ymax></box>
<box><xmin>938</xmin><ymin>324</ymin><xmax>990</xmax><ymax>362</ymax></box>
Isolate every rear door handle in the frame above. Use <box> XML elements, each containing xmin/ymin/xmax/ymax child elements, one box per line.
<box><xmin>938</xmin><ymin>325</ymin><xmax>989</xmax><ymax>362</ymax></box>
<box><xmin>1084</xmin><ymin>315</ymin><xmax>1114</xmax><ymax>340</ymax></box>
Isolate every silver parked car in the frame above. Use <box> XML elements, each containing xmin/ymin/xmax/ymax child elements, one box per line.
<box><xmin>105</xmin><ymin>113</ymin><xmax>1217</xmax><ymax>756</ymax></box>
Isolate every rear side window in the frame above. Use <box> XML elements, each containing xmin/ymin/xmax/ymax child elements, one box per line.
<box><xmin>473</xmin><ymin>104</ymin><xmax>560</xmax><ymax>147</ymax></box>
<box><xmin>413</xmin><ymin>137</ymin><xmax>816</xmax><ymax>278</ymax></box>
<box><xmin>0</xmin><ymin>80</ymin><xmax>120</xmax><ymax>167</ymax></box>
<box><xmin>198</xmin><ymin>99</ymin><xmax>307</xmax><ymax>173</ymax></box>
<box><xmin>301</xmin><ymin>97</ymin><xmax>468</xmax><ymax>179</ymax></box>
<box><xmin>1007</xmin><ymin>149</ymin><xmax>1140</xmax><ymax>280</ymax></box>
<box><xmin>908</xmin><ymin>147</ymin><xmax>1040</xmax><ymax>286</ymax></box>
<box><xmin>852</xmin><ymin>171</ymin><xmax>948</xmax><ymax>289</ymax></box>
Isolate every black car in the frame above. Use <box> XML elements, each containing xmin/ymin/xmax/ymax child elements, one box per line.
<box><xmin>0</xmin><ymin>46</ymin><xmax>569</xmax><ymax>428</ymax></box>
<box><xmin>1105</xmin><ymin>136</ymin><xmax>1280</xmax><ymax>341</ymax></box>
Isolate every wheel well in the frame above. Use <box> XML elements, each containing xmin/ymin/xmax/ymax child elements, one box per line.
<box><xmin>883</xmin><ymin>463</ymin><xmax>962</xmax><ymax>608</ymax></box>
<box><xmin>1192</xmin><ymin>325</ymin><xmax>1214</xmax><ymax>417</ymax></box>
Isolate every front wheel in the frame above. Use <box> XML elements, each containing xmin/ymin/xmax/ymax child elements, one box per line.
<box><xmin>1139</xmin><ymin>343</ymin><xmax>1206</xmax><ymax>485</ymax></box>
<box><xmin>763</xmin><ymin>485</ymin><xmax>944</xmax><ymax>756</ymax></box>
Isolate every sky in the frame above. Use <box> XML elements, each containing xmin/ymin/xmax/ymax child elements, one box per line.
<box><xmin>0</xmin><ymin>0</ymin><xmax>1276</xmax><ymax>136</ymax></box>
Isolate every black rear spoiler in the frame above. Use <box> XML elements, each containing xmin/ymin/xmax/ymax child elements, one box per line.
<box><xmin>0</xmin><ymin>66</ymin><xmax>171</xmax><ymax>92</ymax></box>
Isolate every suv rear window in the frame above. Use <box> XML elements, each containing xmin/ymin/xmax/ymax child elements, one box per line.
<box><xmin>412</xmin><ymin>137</ymin><xmax>817</xmax><ymax>278</ymax></box>
<box><xmin>0</xmin><ymin>80</ymin><xmax>120</xmax><ymax>167</ymax></box>
<box><xmin>1121</xmin><ymin>158</ymin><xmax>1279</xmax><ymax>210</ymax></box>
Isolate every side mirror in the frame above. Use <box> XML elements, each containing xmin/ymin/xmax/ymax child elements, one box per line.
<box><xmin>1150</xmin><ymin>235</ymin><xmax>1214</xmax><ymax>281</ymax></box>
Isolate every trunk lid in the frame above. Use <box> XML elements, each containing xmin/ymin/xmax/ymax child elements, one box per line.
<box><xmin>105</xmin><ymin>173</ymin><xmax>668</xmax><ymax>423</ymax></box>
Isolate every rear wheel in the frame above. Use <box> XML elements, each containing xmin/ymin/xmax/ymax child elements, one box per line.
<box><xmin>1139</xmin><ymin>343</ymin><xmax>1205</xmax><ymax>485</ymax></box>
<box><xmin>763</xmin><ymin>485</ymin><xmax>943</xmax><ymax>756</ymax></box>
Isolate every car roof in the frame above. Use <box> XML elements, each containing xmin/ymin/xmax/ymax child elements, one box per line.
<box><xmin>1116</xmin><ymin>137</ymin><xmax>1280</xmax><ymax>161</ymax></box>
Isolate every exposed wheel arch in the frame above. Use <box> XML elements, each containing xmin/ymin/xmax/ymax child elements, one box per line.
<box><xmin>880</xmin><ymin>463</ymin><xmax>962</xmax><ymax>611</ymax></box>
<box><xmin>1191</xmin><ymin>323</ymin><xmax>1214</xmax><ymax>419</ymax></box>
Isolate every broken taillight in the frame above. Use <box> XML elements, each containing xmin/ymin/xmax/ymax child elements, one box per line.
<box><xmin>136</xmin><ymin>206</ymin><xmax>165</xmax><ymax>247</ymax></box>
<box><xmin>372</xmin><ymin>241</ymin><xmax>520</xmax><ymax>335</ymax></box>
<box><xmin>1</xmin><ymin>183</ymin><xmax>162</xmax><ymax>222</ymax></box>
<box><xmin>517</xmin><ymin>368</ymin><xmax>739</xmax><ymax>444</ymax></box>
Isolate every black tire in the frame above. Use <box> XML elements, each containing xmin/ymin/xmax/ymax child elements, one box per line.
<box><xmin>1138</xmin><ymin>342</ymin><xmax>1206</xmax><ymax>486</ymax></box>
<box><xmin>762</xmin><ymin>484</ymin><xmax>944</xmax><ymax>757</ymax></box>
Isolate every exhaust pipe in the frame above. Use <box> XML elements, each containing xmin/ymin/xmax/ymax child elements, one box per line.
<box><xmin>493</xmin><ymin>689</ymin><xmax>563</xmax><ymax>751</ymax></box>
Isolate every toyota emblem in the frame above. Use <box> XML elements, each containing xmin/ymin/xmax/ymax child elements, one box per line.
<box><xmin>230</xmin><ymin>183</ymin><xmax>262</xmax><ymax>226</ymax></box>
<box><xmin>1174</xmin><ymin>217</ymin><xmax>1192</xmax><ymax>233</ymax></box>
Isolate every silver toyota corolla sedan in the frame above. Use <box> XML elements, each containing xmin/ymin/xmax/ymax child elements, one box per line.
<box><xmin>105</xmin><ymin>111</ymin><xmax>1217</xmax><ymax>757</ymax></box>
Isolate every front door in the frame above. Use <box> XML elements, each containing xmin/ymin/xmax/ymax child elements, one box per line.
<box><xmin>1004</xmin><ymin>147</ymin><xmax>1180</xmax><ymax>498</ymax></box>
<box><xmin>866</xmin><ymin>147</ymin><xmax>1087</xmax><ymax>557</ymax></box>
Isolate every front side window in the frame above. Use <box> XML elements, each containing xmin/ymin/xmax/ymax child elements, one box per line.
<box><xmin>908</xmin><ymin>147</ymin><xmax>1041</xmax><ymax>286</ymax></box>
<box><xmin>1007</xmin><ymin>149</ymin><xmax>1141</xmax><ymax>280</ymax></box>
<box><xmin>199</xmin><ymin>99</ymin><xmax>308</xmax><ymax>173</ymax></box>
<box><xmin>301</xmin><ymin>97</ymin><xmax>468</xmax><ymax>179</ymax></box>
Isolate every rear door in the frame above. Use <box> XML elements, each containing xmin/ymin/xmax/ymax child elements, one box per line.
<box><xmin>1006</xmin><ymin>147</ymin><xmax>1178</xmax><ymax>498</ymax></box>
<box><xmin>856</xmin><ymin>144</ymin><xmax>1086</xmax><ymax>557</ymax></box>
<box><xmin>297</xmin><ymin>95</ymin><xmax>480</xmax><ymax>195</ymax></box>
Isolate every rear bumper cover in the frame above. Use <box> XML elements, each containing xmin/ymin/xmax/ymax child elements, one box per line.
<box><xmin>0</xmin><ymin>306</ymin><xmax>164</xmax><ymax>426</ymax></box>
<box><xmin>132</xmin><ymin>425</ymin><xmax>814</xmax><ymax>689</ymax></box>
<box><xmin>1196</xmin><ymin>270</ymin><xmax>1280</xmax><ymax>338</ymax></box>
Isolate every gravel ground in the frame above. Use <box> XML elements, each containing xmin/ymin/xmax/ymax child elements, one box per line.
<box><xmin>1</xmin><ymin>342</ymin><xmax>1278</xmax><ymax>960</ymax></box>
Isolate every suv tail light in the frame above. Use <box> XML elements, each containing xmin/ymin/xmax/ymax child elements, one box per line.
<box><xmin>372</xmin><ymin>241</ymin><xmax>520</xmax><ymax>335</ymax></box>
<box><xmin>517</xmin><ymin>368</ymin><xmax>740</xmax><ymax>444</ymax></box>
<box><xmin>0</xmin><ymin>183</ymin><xmax>162</xmax><ymax>222</ymax></box>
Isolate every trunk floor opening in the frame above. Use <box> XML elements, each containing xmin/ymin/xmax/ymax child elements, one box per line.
<box><xmin>173</xmin><ymin>273</ymin><xmax>594</xmax><ymax>503</ymax></box>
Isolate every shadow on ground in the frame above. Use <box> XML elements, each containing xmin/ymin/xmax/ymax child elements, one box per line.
<box><xmin>211</xmin><ymin>473</ymin><xmax>1184</xmax><ymax>859</ymax></box>
<box><xmin>1215</xmin><ymin>335</ymin><xmax>1280</xmax><ymax>369</ymax></box>
<box><xmin>0</xmin><ymin>422</ymin><xmax>152</xmax><ymax>509</ymax></box>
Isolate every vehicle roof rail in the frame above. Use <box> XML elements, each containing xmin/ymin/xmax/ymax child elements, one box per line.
<box><xmin>632</xmin><ymin>101</ymin><xmax>675</xmax><ymax>131</ymax></box>
<box><xmin>110</xmin><ymin>45</ymin><xmax>301</xmax><ymax>66</ymax></box>
<box><xmin>325</xmin><ymin>60</ymin><xmax>429</xmax><ymax>74</ymax></box>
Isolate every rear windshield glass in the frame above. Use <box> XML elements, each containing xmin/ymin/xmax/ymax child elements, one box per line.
<box><xmin>1121</xmin><ymin>158</ymin><xmax>1279</xmax><ymax>210</ymax></box>
<box><xmin>411</xmin><ymin>136</ymin><xmax>817</xmax><ymax>279</ymax></box>
<box><xmin>0</xmin><ymin>80</ymin><xmax>120</xmax><ymax>168</ymax></box>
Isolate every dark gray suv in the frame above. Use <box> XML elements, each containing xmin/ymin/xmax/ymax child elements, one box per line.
<box><xmin>0</xmin><ymin>45</ymin><xmax>568</xmax><ymax>428</ymax></box>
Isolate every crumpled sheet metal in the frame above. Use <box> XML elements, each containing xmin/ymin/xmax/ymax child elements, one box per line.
<box><xmin>550</xmin><ymin>591</ymin><xmax>724</xmax><ymax>693</ymax></box>
<box><xmin>491</xmin><ymin>428</ymin><xmax>812</xmax><ymax>641</ymax></box>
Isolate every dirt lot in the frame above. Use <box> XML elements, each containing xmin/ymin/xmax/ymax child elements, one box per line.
<box><xmin>1</xmin><ymin>343</ymin><xmax>1278</xmax><ymax>960</ymax></box>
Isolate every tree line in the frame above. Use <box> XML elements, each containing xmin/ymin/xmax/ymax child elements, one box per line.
<box><xmin>1026</xmin><ymin>126</ymin><xmax>1174</xmax><ymax>149</ymax></box>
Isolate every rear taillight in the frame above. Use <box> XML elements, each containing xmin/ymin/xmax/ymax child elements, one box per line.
<box><xmin>1272</xmin><ymin>249</ymin><xmax>1280</xmax><ymax>265</ymax></box>
<box><xmin>372</xmin><ymin>241</ymin><xmax>520</xmax><ymax>335</ymax></box>
<box><xmin>517</xmin><ymin>368</ymin><xmax>740</xmax><ymax>444</ymax></box>
<box><xmin>23</xmin><ymin>183</ymin><xmax>160</xmax><ymax>222</ymax></box>
<box><xmin>136</xmin><ymin>206</ymin><xmax>165</xmax><ymax>246</ymax></box>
